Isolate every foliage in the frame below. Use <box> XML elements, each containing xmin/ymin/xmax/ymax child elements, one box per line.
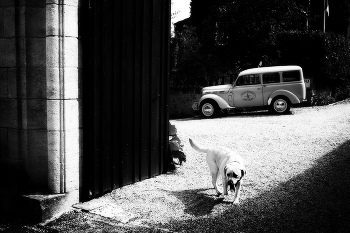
<box><xmin>172</xmin><ymin>0</ymin><xmax>350</xmax><ymax>102</ymax></box>
<box><xmin>213</xmin><ymin>0</ymin><xmax>308</xmax><ymax>69</ymax></box>
<box><xmin>171</xmin><ymin>26</ymin><xmax>208</xmax><ymax>92</ymax></box>
<box><xmin>168</xmin><ymin>123</ymin><xmax>186</xmax><ymax>171</ymax></box>
<box><xmin>311</xmin><ymin>91</ymin><xmax>336</xmax><ymax>106</ymax></box>
<box><xmin>171</xmin><ymin>0</ymin><xmax>309</xmax><ymax>91</ymax></box>
<box><xmin>276</xmin><ymin>31</ymin><xmax>350</xmax><ymax>93</ymax></box>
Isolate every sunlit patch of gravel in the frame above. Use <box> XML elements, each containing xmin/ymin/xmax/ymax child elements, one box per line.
<box><xmin>102</xmin><ymin>99</ymin><xmax>350</xmax><ymax>232</ymax></box>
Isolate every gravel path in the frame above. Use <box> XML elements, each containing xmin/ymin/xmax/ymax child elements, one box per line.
<box><xmin>48</xmin><ymin>100</ymin><xmax>350</xmax><ymax>233</ymax></box>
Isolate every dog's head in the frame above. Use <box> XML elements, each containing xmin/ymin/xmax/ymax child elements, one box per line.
<box><xmin>224</xmin><ymin>164</ymin><xmax>246</xmax><ymax>193</ymax></box>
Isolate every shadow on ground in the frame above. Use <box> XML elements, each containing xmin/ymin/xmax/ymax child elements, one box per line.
<box><xmin>168</xmin><ymin>189</ymin><xmax>225</xmax><ymax>217</ymax></box>
<box><xmin>160</xmin><ymin>140</ymin><xmax>350</xmax><ymax>233</ymax></box>
<box><xmin>173</xmin><ymin>110</ymin><xmax>294</xmax><ymax>121</ymax></box>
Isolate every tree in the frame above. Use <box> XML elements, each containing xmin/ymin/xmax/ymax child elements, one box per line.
<box><xmin>211</xmin><ymin>0</ymin><xmax>308</xmax><ymax>69</ymax></box>
<box><xmin>171</xmin><ymin>26</ymin><xmax>208</xmax><ymax>91</ymax></box>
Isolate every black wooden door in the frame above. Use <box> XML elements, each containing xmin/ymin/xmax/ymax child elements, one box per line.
<box><xmin>82</xmin><ymin>0</ymin><xmax>170</xmax><ymax>200</ymax></box>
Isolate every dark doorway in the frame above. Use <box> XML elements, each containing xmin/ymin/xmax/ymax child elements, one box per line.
<box><xmin>81</xmin><ymin>0</ymin><xmax>170</xmax><ymax>200</ymax></box>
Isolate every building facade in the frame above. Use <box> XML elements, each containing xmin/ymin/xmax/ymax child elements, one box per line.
<box><xmin>0</xmin><ymin>0</ymin><xmax>170</xmax><ymax>222</ymax></box>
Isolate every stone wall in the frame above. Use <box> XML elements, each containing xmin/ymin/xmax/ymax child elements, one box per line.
<box><xmin>169</xmin><ymin>93</ymin><xmax>201</xmax><ymax>118</ymax></box>
<box><xmin>0</xmin><ymin>0</ymin><xmax>80</xmax><ymax>221</ymax></box>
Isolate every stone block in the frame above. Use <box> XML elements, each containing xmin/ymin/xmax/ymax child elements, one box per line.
<box><xmin>4</xmin><ymin>7</ymin><xmax>15</xmax><ymax>37</ymax></box>
<box><xmin>20</xmin><ymin>190</ymin><xmax>79</xmax><ymax>222</ymax></box>
<box><xmin>47</xmin><ymin>37</ymin><xmax>79</xmax><ymax>68</ymax></box>
<box><xmin>47</xmin><ymin>99</ymin><xmax>60</xmax><ymax>131</ymax></box>
<box><xmin>0</xmin><ymin>128</ymin><xmax>8</xmax><ymax>158</ymax></box>
<box><xmin>46</xmin><ymin>67</ymin><xmax>79</xmax><ymax>99</ymax></box>
<box><xmin>64</xmin><ymin>68</ymin><xmax>79</xmax><ymax>99</ymax></box>
<box><xmin>25</xmin><ymin>7</ymin><xmax>46</xmax><ymax>37</ymax></box>
<box><xmin>0</xmin><ymin>0</ymin><xmax>14</xmax><ymax>7</ymax></box>
<box><xmin>46</xmin><ymin>36</ymin><xmax>59</xmax><ymax>68</ymax></box>
<box><xmin>0</xmin><ymin>68</ymin><xmax>7</xmax><ymax>98</ymax></box>
<box><xmin>46</xmin><ymin>0</ymin><xmax>79</xmax><ymax>7</ymax></box>
<box><xmin>0</xmin><ymin>9</ymin><xmax>4</xmax><ymax>37</ymax></box>
<box><xmin>47</xmin><ymin>130</ymin><xmax>61</xmax><ymax>193</ymax></box>
<box><xmin>46</xmin><ymin>67</ymin><xmax>59</xmax><ymax>99</ymax></box>
<box><xmin>46</xmin><ymin>3</ymin><xmax>58</xmax><ymax>36</ymax></box>
<box><xmin>7</xmin><ymin>129</ymin><xmax>20</xmax><ymax>161</ymax></box>
<box><xmin>64</xmin><ymin>37</ymin><xmax>78</xmax><ymax>68</ymax></box>
<box><xmin>18</xmin><ymin>99</ymin><xmax>28</xmax><ymax>129</ymax></box>
<box><xmin>0</xmin><ymin>39</ymin><xmax>16</xmax><ymax>67</ymax></box>
<box><xmin>27</xmin><ymin>67</ymin><xmax>46</xmax><ymax>98</ymax></box>
<box><xmin>78</xmin><ymin>98</ymin><xmax>82</xmax><ymax>127</ymax></box>
<box><xmin>7</xmin><ymin>68</ymin><xmax>17</xmax><ymax>98</ymax></box>
<box><xmin>169</xmin><ymin>93</ymin><xmax>202</xmax><ymax>118</ymax></box>
<box><xmin>26</xmin><ymin>99</ymin><xmax>47</xmax><ymax>129</ymax></box>
<box><xmin>65</xmin><ymin>129</ymin><xmax>79</xmax><ymax>191</ymax></box>
<box><xmin>0</xmin><ymin>99</ymin><xmax>17</xmax><ymax>128</ymax></box>
<box><xmin>64</xmin><ymin>99</ymin><xmax>79</xmax><ymax>130</ymax></box>
<box><xmin>27</xmin><ymin>130</ymin><xmax>48</xmax><ymax>187</ymax></box>
<box><xmin>26</xmin><ymin>38</ymin><xmax>46</xmax><ymax>67</ymax></box>
<box><xmin>64</xmin><ymin>5</ymin><xmax>78</xmax><ymax>38</ymax></box>
<box><xmin>17</xmin><ymin>6</ymin><xmax>25</xmax><ymax>37</ymax></box>
<box><xmin>47</xmin><ymin>99</ymin><xmax>80</xmax><ymax>130</ymax></box>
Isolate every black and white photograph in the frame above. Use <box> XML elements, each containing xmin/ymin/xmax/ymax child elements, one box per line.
<box><xmin>0</xmin><ymin>0</ymin><xmax>349</xmax><ymax>232</ymax></box>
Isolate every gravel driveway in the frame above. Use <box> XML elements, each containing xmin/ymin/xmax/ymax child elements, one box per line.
<box><xmin>47</xmin><ymin>100</ymin><xmax>350</xmax><ymax>233</ymax></box>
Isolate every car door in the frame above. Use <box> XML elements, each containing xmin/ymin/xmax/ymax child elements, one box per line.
<box><xmin>261</xmin><ymin>72</ymin><xmax>282</xmax><ymax>105</ymax></box>
<box><xmin>233</xmin><ymin>74</ymin><xmax>263</xmax><ymax>107</ymax></box>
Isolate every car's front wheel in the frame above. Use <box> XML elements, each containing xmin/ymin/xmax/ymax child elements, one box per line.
<box><xmin>270</xmin><ymin>97</ymin><xmax>290</xmax><ymax>114</ymax></box>
<box><xmin>200</xmin><ymin>100</ymin><xmax>218</xmax><ymax>118</ymax></box>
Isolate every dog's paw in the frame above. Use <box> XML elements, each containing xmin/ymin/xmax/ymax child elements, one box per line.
<box><xmin>233</xmin><ymin>200</ymin><xmax>240</xmax><ymax>205</ymax></box>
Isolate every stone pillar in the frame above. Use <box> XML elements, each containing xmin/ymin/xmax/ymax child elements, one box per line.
<box><xmin>0</xmin><ymin>0</ymin><xmax>80</xmax><ymax>221</ymax></box>
<box><xmin>46</xmin><ymin>0</ymin><xmax>80</xmax><ymax>195</ymax></box>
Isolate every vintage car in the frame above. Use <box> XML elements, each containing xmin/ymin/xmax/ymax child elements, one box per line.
<box><xmin>193</xmin><ymin>66</ymin><xmax>307</xmax><ymax>117</ymax></box>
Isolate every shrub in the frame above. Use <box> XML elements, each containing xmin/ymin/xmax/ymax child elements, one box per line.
<box><xmin>275</xmin><ymin>31</ymin><xmax>350</xmax><ymax>99</ymax></box>
<box><xmin>334</xmin><ymin>83</ymin><xmax>350</xmax><ymax>101</ymax></box>
<box><xmin>311</xmin><ymin>91</ymin><xmax>336</xmax><ymax>106</ymax></box>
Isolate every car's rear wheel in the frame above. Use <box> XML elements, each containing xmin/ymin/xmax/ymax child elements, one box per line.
<box><xmin>200</xmin><ymin>100</ymin><xmax>218</xmax><ymax>118</ymax></box>
<box><xmin>270</xmin><ymin>97</ymin><xmax>290</xmax><ymax>114</ymax></box>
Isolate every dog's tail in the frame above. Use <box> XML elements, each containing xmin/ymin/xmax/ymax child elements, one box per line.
<box><xmin>189</xmin><ymin>138</ymin><xmax>209</xmax><ymax>153</ymax></box>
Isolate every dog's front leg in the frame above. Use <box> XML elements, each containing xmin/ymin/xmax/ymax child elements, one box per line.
<box><xmin>233</xmin><ymin>180</ymin><xmax>242</xmax><ymax>204</ymax></box>
<box><xmin>211</xmin><ymin>172</ymin><xmax>221</xmax><ymax>195</ymax></box>
<box><xmin>222</xmin><ymin>174</ymin><xmax>229</xmax><ymax>195</ymax></box>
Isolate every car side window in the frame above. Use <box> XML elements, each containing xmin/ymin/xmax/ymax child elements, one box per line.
<box><xmin>262</xmin><ymin>72</ymin><xmax>280</xmax><ymax>84</ymax></box>
<box><xmin>282</xmin><ymin>71</ymin><xmax>301</xmax><ymax>82</ymax></box>
<box><xmin>236</xmin><ymin>74</ymin><xmax>260</xmax><ymax>86</ymax></box>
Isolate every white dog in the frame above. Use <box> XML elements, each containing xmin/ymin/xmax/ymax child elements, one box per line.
<box><xmin>189</xmin><ymin>138</ymin><xmax>246</xmax><ymax>204</ymax></box>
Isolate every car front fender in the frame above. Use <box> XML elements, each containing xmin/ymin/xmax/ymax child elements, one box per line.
<box><xmin>268</xmin><ymin>90</ymin><xmax>301</xmax><ymax>105</ymax></box>
<box><xmin>199</xmin><ymin>94</ymin><xmax>232</xmax><ymax>109</ymax></box>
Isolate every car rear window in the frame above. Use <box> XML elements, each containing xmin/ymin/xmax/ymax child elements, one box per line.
<box><xmin>282</xmin><ymin>71</ymin><xmax>301</xmax><ymax>82</ymax></box>
<box><xmin>236</xmin><ymin>74</ymin><xmax>260</xmax><ymax>86</ymax></box>
<box><xmin>262</xmin><ymin>72</ymin><xmax>280</xmax><ymax>84</ymax></box>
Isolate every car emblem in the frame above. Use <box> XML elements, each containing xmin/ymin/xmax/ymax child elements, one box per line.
<box><xmin>241</xmin><ymin>91</ymin><xmax>256</xmax><ymax>101</ymax></box>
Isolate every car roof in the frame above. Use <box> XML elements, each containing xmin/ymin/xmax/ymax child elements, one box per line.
<box><xmin>238</xmin><ymin>66</ymin><xmax>302</xmax><ymax>76</ymax></box>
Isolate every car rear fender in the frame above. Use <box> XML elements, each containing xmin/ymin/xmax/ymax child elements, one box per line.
<box><xmin>199</xmin><ymin>94</ymin><xmax>232</xmax><ymax>109</ymax></box>
<box><xmin>268</xmin><ymin>90</ymin><xmax>300</xmax><ymax>105</ymax></box>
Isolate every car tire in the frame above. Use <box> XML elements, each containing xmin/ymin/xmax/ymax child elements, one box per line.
<box><xmin>270</xmin><ymin>96</ymin><xmax>290</xmax><ymax>114</ymax></box>
<box><xmin>200</xmin><ymin>100</ymin><xmax>219</xmax><ymax>118</ymax></box>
